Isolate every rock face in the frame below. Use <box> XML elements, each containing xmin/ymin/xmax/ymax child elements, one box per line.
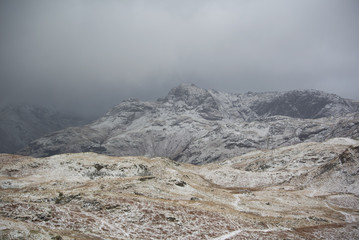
<box><xmin>1</xmin><ymin>138</ymin><xmax>359</xmax><ymax>239</ymax></box>
<box><xmin>0</xmin><ymin>105</ymin><xmax>88</xmax><ymax>153</ymax></box>
<box><xmin>19</xmin><ymin>84</ymin><xmax>359</xmax><ymax>164</ymax></box>
<box><xmin>249</xmin><ymin>90</ymin><xmax>356</xmax><ymax>119</ymax></box>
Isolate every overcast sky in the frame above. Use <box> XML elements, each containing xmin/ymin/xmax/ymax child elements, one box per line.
<box><xmin>1</xmin><ymin>0</ymin><xmax>358</xmax><ymax>117</ymax></box>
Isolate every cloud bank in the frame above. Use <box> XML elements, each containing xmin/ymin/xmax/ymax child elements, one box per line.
<box><xmin>1</xmin><ymin>0</ymin><xmax>358</xmax><ymax>117</ymax></box>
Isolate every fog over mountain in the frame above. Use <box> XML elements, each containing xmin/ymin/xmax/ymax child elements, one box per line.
<box><xmin>0</xmin><ymin>104</ymin><xmax>88</xmax><ymax>153</ymax></box>
<box><xmin>1</xmin><ymin>0</ymin><xmax>359</xmax><ymax>118</ymax></box>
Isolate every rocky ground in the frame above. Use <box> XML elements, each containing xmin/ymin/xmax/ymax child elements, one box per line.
<box><xmin>1</xmin><ymin>138</ymin><xmax>359</xmax><ymax>239</ymax></box>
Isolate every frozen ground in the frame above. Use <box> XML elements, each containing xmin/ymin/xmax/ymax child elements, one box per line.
<box><xmin>1</xmin><ymin>138</ymin><xmax>359</xmax><ymax>239</ymax></box>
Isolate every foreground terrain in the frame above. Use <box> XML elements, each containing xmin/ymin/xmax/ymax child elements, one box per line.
<box><xmin>1</xmin><ymin>138</ymin><xmax>359</xmax><ymax>239</ymax></box>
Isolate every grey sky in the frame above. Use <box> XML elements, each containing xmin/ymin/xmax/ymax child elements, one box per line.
<box><xmin>1</xmin><ymin>0</ymin><xmax>358</xmax><ymax>117</ymax></box>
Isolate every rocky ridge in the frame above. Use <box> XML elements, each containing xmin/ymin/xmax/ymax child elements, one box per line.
<box><xmin>1</xmin><ymin>138</ymin><xmax>359</xmax><ymax>239</ymax></box>
<box><xmin>19</xmin><ymin>84</ymin><xmax>359</xmax><ymax>164</ymax></box>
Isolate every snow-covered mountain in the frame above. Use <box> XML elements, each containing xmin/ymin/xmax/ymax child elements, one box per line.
<box><xmin>1</xmin><ymin>138</ymin><xmax>359</xmax><ymax>239</ymax></box>
<box><xmin>0</xmin><ymin>104</ymin><xmax>87</xmax><ymax>153</ymax></box>
<box><xmin>19</xmin><ymin>84</ymin><xmax>359</xmax><ymax>164</ymax></box>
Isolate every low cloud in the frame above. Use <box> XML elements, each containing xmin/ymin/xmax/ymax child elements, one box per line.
<box><xmin>1</xmin><ymin>0</ymin><xmax>358</xmax><ymax>117</ymax></box>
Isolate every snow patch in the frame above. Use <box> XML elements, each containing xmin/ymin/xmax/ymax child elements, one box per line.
<box><xmin>212</xmin><ymin>229</ymin><xmax>243</xmax><ymax>240</ymax></box>
<box><xmin>324</xmin><ymin>138</ymin><xmax>359</xmax><ymax>146</ymax></box>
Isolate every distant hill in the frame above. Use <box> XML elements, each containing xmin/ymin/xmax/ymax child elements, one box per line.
<box><xmin>0</xmin><ymin>104</ymin><xmax>88</xmax><ymax>153</ymax></box>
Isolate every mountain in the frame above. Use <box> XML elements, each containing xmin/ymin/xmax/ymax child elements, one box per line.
<box><xmin>0</xmin><ymin>104</ymin><xmax>88</xmax><ymax>153</ymax></box>
<box><xmin>18</xmin><ymin>84</ymin><xmax>359</xmax><ymax>164</ymax></box>
<box><xmin>1</xmin><ymin>138</ymin><xmax>359</xmax><ymax>239</ymax></box>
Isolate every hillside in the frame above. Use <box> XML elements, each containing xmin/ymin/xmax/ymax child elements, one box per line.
<box><xmin>1</xmin><ymin>138</ymin><xmax>359</xmax><ymax>239</ymax></box>
<box><xmin>0</xmin><ymin>105</ymin><xmax>88</xmax><ymax>153</ymax></box>
<box><xmin>19</xmin><ymin>84</ymin><xmax>359</xmax><ymax>164</ymax></box>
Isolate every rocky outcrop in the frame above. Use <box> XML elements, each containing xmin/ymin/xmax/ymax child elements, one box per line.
<box><xmin>209</xmin><ymin>138</ymin><xmax>359</xmax><ymax>194</ymax></box>
<box><xmin>18</xmin><ymin>84</ymin><xmax>359</xmax><ymax>164</ymax></box>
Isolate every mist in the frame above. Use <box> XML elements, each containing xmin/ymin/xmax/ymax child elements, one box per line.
<box><xmin>1</xmin><ymin>0</ymin><xmax>358</xmax><ymax>118</ymax></box>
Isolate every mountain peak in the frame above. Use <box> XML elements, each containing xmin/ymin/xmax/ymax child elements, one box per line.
<box><xmin>165</xmin><ymin>83</ymin><xmax>212</xmax><ymax>106</ymax></box>
<box><xmin>167</xmin><ymin>83</ymin><xmax>204</xmax><ymax>97</ymax></box>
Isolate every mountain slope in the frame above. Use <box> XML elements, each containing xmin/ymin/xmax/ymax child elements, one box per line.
<box><xmin>249</xmin><ymin>89</ymin><xmax>357</xmax><ymax>119</ymax></box>
<box><xmin>19</xmin><ymin>84</ymin><xmax>359</xmax><ymax>164</ymax></box>
<box><xmin>0</xmin><ymin>104</ymin><xmax>88</xmax><ymax>153</ymax></box>
<box><xmin>2</xmin><ymin>138</ymin><xmax>359</xmax><ymax>239</ymax></box>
